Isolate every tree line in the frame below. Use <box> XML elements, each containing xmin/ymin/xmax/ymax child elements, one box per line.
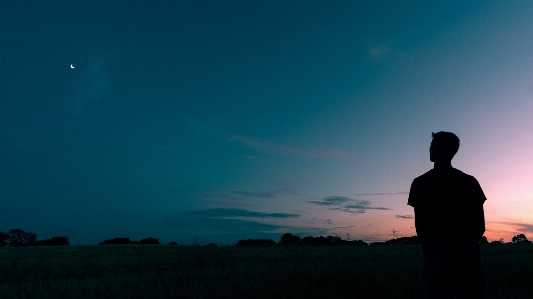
<box><xmin>0</xmin><ymin>229</ymin><xmax>162</xmax><ymax>247</ymax></box>
<box><xmin>235</xmin><ymin>233</ymin><xmax>532</xmax><ymax>247</ymax></box>
<box><xmin>1</xmin><ymin>228</ymin><xmax>531</xmax><ymax>247</ymax></box>
<box><xmin>235</xmin><ymin>233</ymin><xmax>418</xmax><ymax>247</ymax></box>
<box><xmin>0</xmin><ymin>229</ymin><xmax>69</xmax><ymax>247</ymax></box>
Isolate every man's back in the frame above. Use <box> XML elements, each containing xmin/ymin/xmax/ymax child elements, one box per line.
<box><xmin>408</xmin><ymin>167</ymin><xmax>486</xmax><ymax>257</ymax></box>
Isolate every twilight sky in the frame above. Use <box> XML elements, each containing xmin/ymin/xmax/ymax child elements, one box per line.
<box><xmin>1</xmin><ymin>1</ymin><xmax>532</xmax><ymax>245</ymax></box>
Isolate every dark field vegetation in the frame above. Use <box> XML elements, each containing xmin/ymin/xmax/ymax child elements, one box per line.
<box><xmin>0</xmin><ymin>243</ymin><xmax>532</xmax><ymax>299</ymax></box>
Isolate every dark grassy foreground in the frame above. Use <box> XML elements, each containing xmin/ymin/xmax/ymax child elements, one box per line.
<box><xmin>0</xmin><ymin>244</ymin><xmax>531</xmax><ymax>299</ymax></box>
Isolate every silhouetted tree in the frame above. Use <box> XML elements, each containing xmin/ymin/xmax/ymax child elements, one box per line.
<box><xmin>511</xmin><ymin>234</ymin><xmax>531</xmax><ymax>244</ymax></box>
<box><xmin>0</xmin><ymin>231</ymin><xmax>6</xmax><ymax>247</ymax></box>
<box><xmin>205</xmin><ymin>243</ymin><xmax>218</xmax><ymax>247</ymax></box>
<box><xmin>6</xmin><ymin>229</ymin><xmax>37</xmax><ymax>247</ymax></box>
<box><xmin>279</xmin><ymin>233</ymin><xmax>292</xmax><ymax>245</ymax></box>
<box><xmin>314</xmin><ymin>236</ymin><xmax>331</xmax><ymax>246</ymax></box>
<box><xmin>280</xmin><ymin>233</ymin><xmax>300</xmax><ymax>246</ymax></box>
<box><xmin>480</xmin><ymin>236</ymin><xmax>488</xmax><ymax>244</ymax></box>
<box><xmin>139</xmin><ymin>237</ymin><xmax>160</xmax><ymax>245</ymax></box>
<box><xmin>327</xmin><ymin>236</ymin><xmax>342</xmax><ymax>245</ymax></box>
<box><xmin>291</xmin><ymin>235</ymin><xmax>301</xmax><ymax>245</ymax></box>
<box><xmin>168</xmin><ymin>241</ymin><xmax>178</xmax><ymax>245</ymax></box>
<box><xmin>300</xmin><ymin>236</ymin><xmax>315</xmax><ymax>246</ymax></box>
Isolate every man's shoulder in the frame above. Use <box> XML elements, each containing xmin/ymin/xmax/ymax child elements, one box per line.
<box><xmin>413</xmin><ymin>169</ymin><xmax>434</xmax><ymax>183</ymax></box>
<box><xmin>451</xmin><ymin>168</ymin><xmax>478</xmax><ymax>182</ymax></box>
<box><xmin>411</xmin><ymin>168</ymin><xmax>479</xmax><ymax>186</ymax></box>
<box><xmin>416</xmin><ymin>168</ymin><xmax>477</xmax><ymax>179</ymax></box>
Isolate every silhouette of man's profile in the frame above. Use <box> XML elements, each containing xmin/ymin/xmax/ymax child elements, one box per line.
<box><xmin>408</xmin><ymin>132</ymin><xmax>488</xmax><ymax>299</ymax></box>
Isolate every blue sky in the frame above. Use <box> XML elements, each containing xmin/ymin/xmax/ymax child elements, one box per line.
<box><xmin>1</xmin><ymin>1</ymin><xmax>532</xmax><ymax>245</ymax></box>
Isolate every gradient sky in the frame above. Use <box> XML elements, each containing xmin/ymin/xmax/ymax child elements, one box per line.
<box><xmin>1</xmin><ymin>1</ymin><xmax>532</xmax><ymax>245</ymax></box>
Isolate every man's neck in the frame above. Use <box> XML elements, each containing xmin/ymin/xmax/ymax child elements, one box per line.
<box><xmin>433</xmin><ymin>161</ymin><xmax>453</xmax><ymax>170</ymax></box>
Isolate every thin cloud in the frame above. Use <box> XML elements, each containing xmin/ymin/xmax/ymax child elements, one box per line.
<box><xmin>184</xmin><ymin>208</ymin><xmax>300</xmax><ymax>219</ymax></box>
<box><xmin>163</xmin><ymin>208</ymin><xmax>301</xmax><ymax>239</ymax></box>
<box><xmin>495</xmin><ymin>221</ymin><xmax>533</xmax><ymax>234</ymax></box>
<box><xmin>335</xmin><ymin>204</ymin><xmax>391</xmax><ymax>214</ymax></box>
<box><xmin>167</xmin><ymin>187</ymin><xmax>295</xmax><ymax>208</ymax></box>
<box><xmin>229</xmin><ymin>135</ymin><xmax>350</xmax><ymax>159</ymax></box>
<box><xmin>351</xmin><ymin>192</ymin><xmax>409</xmax><ymax>196</ymax></box>
<box><xmin>395</xmin><ymin>215</ymin><xmax>414</xmax><ymax>219</ymax></box>
<box><xmin>184</xmin><ymin>118</ymin><xmax>350</xmax><ymax>159</ymax></box>
<box><xmin>308</xmin><ymin>196</ymin><xmax>353</xmax><ymax>206</ymax></box>
<box><xmin>309</xmin><ymin>196</ymin><xmax>391</xmax><ymax>214</ymax></box>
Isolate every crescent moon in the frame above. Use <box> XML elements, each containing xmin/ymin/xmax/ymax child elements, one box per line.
<box><xmin>70</xmin><ymin>64</ymin><xmax>75</xmax><ymax>69</ymax></box>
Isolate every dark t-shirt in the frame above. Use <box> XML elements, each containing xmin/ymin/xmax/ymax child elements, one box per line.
<box><xmin>408</xmin><ymin>167</ymin><xmax>486</xmax><ymax>257</ymax></box>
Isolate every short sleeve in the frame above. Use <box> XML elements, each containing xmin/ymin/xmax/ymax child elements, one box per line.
<box><xmin>407</xmin><ymin>179</ymin><xmax>419</xmax><ymax>207</ymax></box>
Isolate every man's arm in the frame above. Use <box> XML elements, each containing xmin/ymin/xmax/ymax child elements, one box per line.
<box><xmin>469</xmin><ymin>203</ymin><xmax>485</xmax><ymax>241</ymax></box>
<box><xmin>471</xmin><ymin>177</ymin><xmax>487</xmax><ymax>240</ymax></box>
<box><xmin>408</xmin><ymin>179</ymin><xmax>430</xmax><ymax>243</ymax></box>
<box><xmin>414</xmin><ymin>207</ymin><xmax>431</xmax><ymax>244</ymax></box>
<box><xmin>407</xmin><ymin>179</ymin><xmax>418</xmax><ymax>207</ymax></box>
<box><xmin>477</xmin><ymin>204</ymin><xmax>486</xmax><ymax>239</ymax></box>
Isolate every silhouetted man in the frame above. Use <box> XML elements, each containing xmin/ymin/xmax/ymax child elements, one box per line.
<box><xmin>408</xmin><ymin>132</ymin><xmax>487</xmax><ymax>299</ymax></box>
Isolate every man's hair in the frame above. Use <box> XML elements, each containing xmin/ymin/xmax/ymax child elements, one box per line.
<box><xmin>431</xmin><ymin>131</ymin><xmax>460</xmax><ymax>160</ymax></box>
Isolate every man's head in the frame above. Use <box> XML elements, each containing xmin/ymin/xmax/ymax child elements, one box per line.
<box><xmin>430</xmin><ymin>131</ymin><xmax>460</xmax><ymax>162</ymax></box>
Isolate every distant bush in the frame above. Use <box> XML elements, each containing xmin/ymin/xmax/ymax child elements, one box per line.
<box><xmin>205</xmin><ymin>243</ymin><xmax>218</xmax><ymax>247</ymax></box>
<box><xmin>139</xmin><ymin>237</ymin><xmax>160</xmax><ymax>245</ymax></box>
<box><xmin>168</xmin><ymin>241</ymin><xmax>178</xmax><ymax>246</ymax></box>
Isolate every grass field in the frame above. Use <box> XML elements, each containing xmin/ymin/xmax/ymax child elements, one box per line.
<box><xmin>0</xmin><ymin>244</ymin><xmax>531</xmax><ymax>299</ymax></box>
